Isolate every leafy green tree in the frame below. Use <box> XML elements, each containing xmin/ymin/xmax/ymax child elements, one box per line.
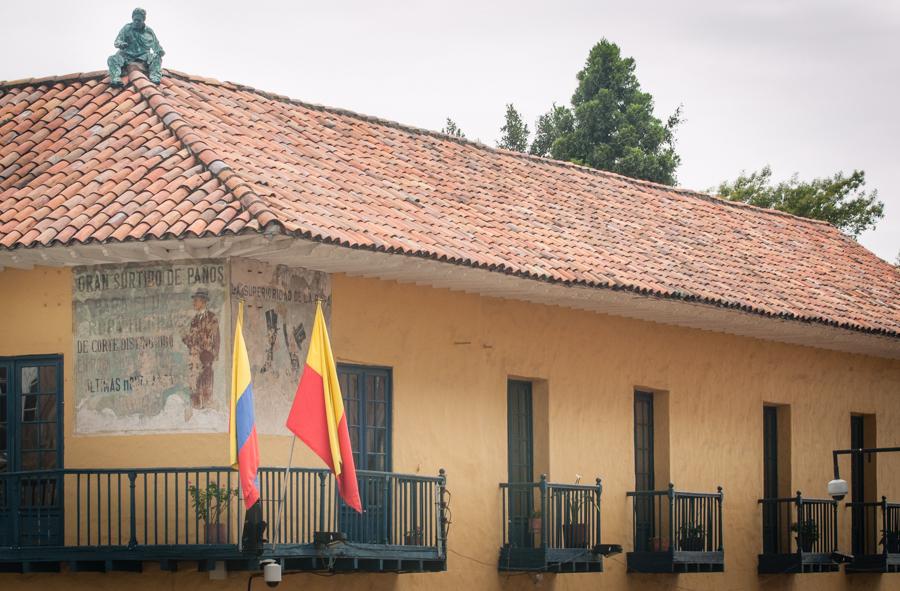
<box><xmin>442</xmin><ymin>118</ymin><xmax>466</xmax><ymax>138</ymax></box>
<box><xmin>545</xmin><ymin>40</ymin><xmax>682</xmax><ymax>184</ymax></box>
<box><xmin>715</xmin><ymin>166</ymin><xmax>884</xmax><ymax>238</ymax></box>
<box><xmin>497</xmin><ymin>104</ymin><xmax>530</xmax><ymax>152</ymax></box>
<box><xmin>529</xmin><ymin>103</ymin><xmax>574</xmax><ymax>157</ymax></box>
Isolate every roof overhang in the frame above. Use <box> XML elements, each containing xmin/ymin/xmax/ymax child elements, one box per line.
<box><xmin>2</xmin><ymin>235</ymin><xmax>898</xmax><ymax>360</ymax></box>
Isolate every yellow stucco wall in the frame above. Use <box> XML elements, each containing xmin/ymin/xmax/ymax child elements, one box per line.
<box><xmin>1</xmin><ymin>266</ymin><xmax>899</xmax><ymax>590</ymax></box>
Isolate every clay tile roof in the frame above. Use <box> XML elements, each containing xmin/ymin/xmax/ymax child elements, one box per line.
<box><xmin>2</xmin><ymin>65</ymin><xmax>899</xmax><ymax>338</ymax></box>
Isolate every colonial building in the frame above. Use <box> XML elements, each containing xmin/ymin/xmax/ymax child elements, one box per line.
<box><xmin>0</xmin><ymin>63</ymin><xmax>898</xmax><ymax>590</ymax></box>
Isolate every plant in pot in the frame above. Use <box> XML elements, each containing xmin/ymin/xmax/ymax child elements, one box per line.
<box><xmin>559</xmin><ymin>476</ymin><xmax>594</xmax><ymax>549</ymax></box>
<box><xmin>404</xmin><ymin>526</ymin><xmax>424</xmax><ymax>546</ymax></box>
<box><xmin>880</xmin><ymin>529</ymin><xmax>900</xmax><ymax>554</ymax></box>
<box><xmin>791</xmin><ymin>519</ymin><xmax>819</xmax><ymax>553</ymax></box>
<box><xmin>188</xmin><ymin>481</ymin><xmax>239</xmax><ymax>544</ymax></box>
<box><xmin>678</xmin><ymin>523</ymin><xmax>705</xmax><ymax>551</ymax></box>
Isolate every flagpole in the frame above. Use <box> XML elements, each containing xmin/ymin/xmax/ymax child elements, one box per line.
<box><xmin>234</xmin><ymin>300</ymin><xmax>245</xmax><ymax>553</ymax></box>
<box><xmin>237</xmin><ymin>486</ymin><xmax>244</xmax><ymax>553</ymax></box>
<box><xmin>273</xmin><ymin>435</ymin><xmax>296</xmax><ymax>545</ymax></box>
<box><xmin>273</xmin><ymin>296</ymin><xmax>322</xmax><ymax>544</ymax></box>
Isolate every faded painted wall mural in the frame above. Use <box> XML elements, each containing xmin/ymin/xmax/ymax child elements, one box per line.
<box><xmin>231</xmin><ymin>259</ymin><xmax>330</xmax><ymax>435</ymax></box>
<box><xmin>73</xmin><ymin>259</ymin><xmax>329</xmax><ymax>436</ymax></box>
<box><xmin>74</xmin><ymin>261</ymin><xmax>229</xmax><ymax>434</ymax></box>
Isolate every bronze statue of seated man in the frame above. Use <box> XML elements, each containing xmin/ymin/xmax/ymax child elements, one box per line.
<box><xmin>107</xmin><ymin>7</ymin><xmax>165</xmax><ymax>86</ymax></box>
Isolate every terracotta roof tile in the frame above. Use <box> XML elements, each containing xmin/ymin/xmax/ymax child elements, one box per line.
<box><xmin>1</xmin><ymin>71</ymin><xmax>251</xmax><ymax>251</ymax></box>
<box><xmin>1</xmin><ymin>65</ymin><xmax>898</xmax><ymax>338</ymax></box>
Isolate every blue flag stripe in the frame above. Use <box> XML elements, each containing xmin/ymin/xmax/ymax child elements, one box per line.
<box><xmin>236</xmin><ymin>383</ymin><xmax>256</xmax><ymax>450</ymax></box>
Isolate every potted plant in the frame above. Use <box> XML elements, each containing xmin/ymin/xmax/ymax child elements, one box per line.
<box><xmin>562</xmin><ymin>519</ymin><xmax>587</xmax><ymax>548</ymax></box>
<box><xmin>559</xmin><ymin>477</ymin><xmax>591</xmax><ymax>549</ymax></box>
<box><xmin>188</xmin><ymin>481</ymin><xmax>239</xmax><ymax>544</ymax></box>
<box><xmin>529</xmin><ymin>509</ymin><xmax>543</xmax><ymax>542</ymax></box>
<box><xmin>404</xmin><ymin>526</ymin><xmax>424</xmax><ymax>546</ymax></box>
<box><xmin>649</xmin><ymin>536</ymin><xmax>670</xmax><ymax>552</ymax></box>
<box><xmin>880</xmin><ymin>529</ymin><xmax>900</xmax><ymax>554</ymax></box>
<box><xmin>678</xmin><ymin>523</ymin><xmax>705</xmax><ymax>551</ymax></box>
<box><xmin>791</xmin><ymin>519</ymin><xmax>819</xmax><ymax>553</ymax></box>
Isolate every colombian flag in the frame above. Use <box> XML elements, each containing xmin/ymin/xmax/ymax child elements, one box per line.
<box><xmin>286</xmin><ymin>301</ymin><xmax>361</xmax><ymax>513</ymax></box>
<box><xmin>229</xmin><ymin>301</ymin><xmax>261</xmax><ymax>508</ymax></box>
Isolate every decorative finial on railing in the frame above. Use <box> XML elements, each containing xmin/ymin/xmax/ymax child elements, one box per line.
<box><xmin>107</xmin><ymin>7</ymin><xmax>165</xmax><ymax>87</ymax></box>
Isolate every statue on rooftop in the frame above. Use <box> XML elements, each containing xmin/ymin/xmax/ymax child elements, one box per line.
<box><xmin>107</xmin><ymin>7</ymin><xmax>165</xmax><ymax>86</ymax></box>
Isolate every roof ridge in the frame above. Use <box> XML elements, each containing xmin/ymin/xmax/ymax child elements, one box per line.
<box><xmin>162</xmin><ymin>69</ymin><xmax>836</xmax><ymax>230</ymax></box>
<box><xmin>125</xmin><ymin>66</ymin><xmax>283</xmax><ymax>234</ymax></box>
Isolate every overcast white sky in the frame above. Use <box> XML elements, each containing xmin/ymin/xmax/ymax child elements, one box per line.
<box><xmin>2</xmin><ymin>1</ymin><xmax>898</xmax><ymax>261</ymax></box>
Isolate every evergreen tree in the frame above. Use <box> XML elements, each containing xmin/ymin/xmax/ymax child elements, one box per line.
<box><xmin>547</xmin><ymin>40</ymin><xmax>682</xmax><ymax>184</ymax></box>
<box><xmin>497</xmin><ymin>104</ymin><xmax>529</xmax><ymax>152</ymax></box>
<box><xmin>529</xmin><ymin>103</ymin><xmax>574</xmax><ymax>157</ymax></box>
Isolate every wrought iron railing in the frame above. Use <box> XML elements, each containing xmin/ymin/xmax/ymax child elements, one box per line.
<box><xmin>500</xmin><ymin>475</ymin><xmax>602</xmax><ymax>551</ymax></box>
<box><xmin>0</xmin><ymin>466</ymin><xmax>447</xmax><ymax>555</ymax></box>
<box><xmin>627</xmin><ymin>484</ymin><xmax>723</xmax><ymax>553</ymax></box>
<box><xmin>262</xmin><ymin>467</ymin><xmax>446</xmax><ymax>549</ymax></box>
<box><xmin>758</xmin><ymin>492</ymin><xmax>838</xmax><ymax>555</ymax></box>
<box><xmin>846</xmin><ymin>497</ymin><xmax>900</xmax><ymax>557</ymax></box>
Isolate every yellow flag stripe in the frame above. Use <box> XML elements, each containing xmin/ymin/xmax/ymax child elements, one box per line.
<box><xmin>306</xmin><ymin>302</ymin><xmax>345</xmax><ymax>476</ymax></box>
<box><xmin>229</xmin><ymin>302</ymin><xmax>252</xmax><ymax>468</ymax></box>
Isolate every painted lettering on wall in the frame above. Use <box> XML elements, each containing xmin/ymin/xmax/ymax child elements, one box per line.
<box><xmin>73</xmin><ymin>261</ymin><xmax>228</xmax><ymax>435</ymax></box>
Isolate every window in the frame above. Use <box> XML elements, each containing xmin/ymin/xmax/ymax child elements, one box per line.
<box><xmin>338</xmin><ymin>364</ymin><xmax>391</xmax><ymax>472</ymax></box>
<box><xmin>633</xmin><ymin>391</ymin><xmax>654</xmax><ymax>493</ymax></box>
<box><xmin>761</xmin><ymin>404</ymin><xmax>791</xmax><ymax>554</ymax></box>
<box><xmin>0</xmin><ymin>355</ymin><xmax>64</xmax><ymax>547</ymax></box>
<box><xmin>633</xmin><ymin>391</ymin><xmax>655</xmax><ymax>552</ymax></box>
<box><xmin>336</xmin><ymin>364</ymin><xmax>392</xmax><ymax>544</ymax></box>
<box><xmin>633</xmin><ymin>388</ymin><xmax>670</xmax><ymax>552</ymax></box>
<box><xmin>850</xmin><ymin>413</ymin><xmax>876</xmax><ymax>555</ymax></box>
<box><xmin>507</xmin><ymin>380</ymin><xmax>533</xmax><ymax>484</ymax></box>
<box><xmin>0</xmin><ymin>357</ymin><xmax>63</xmax><ymax>473</ymax></box>
<box><xmin>762</xmin><ymin>406</ymin><xmax>779</xmax><ymax>553</ymax></box>
<box><xmin>506</xmin><ymin>379</ymin><xmax>534</xmax><ymax>548</ymax></box>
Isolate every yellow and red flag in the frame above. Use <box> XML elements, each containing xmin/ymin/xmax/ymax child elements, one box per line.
<box><xmin>229</xmin><ymin>301</ymin><xmax>260</xmax><ymax>508</ymax></box>
<box><xmin>285</xmin><ymin>301</ymin><xmax>361</xmax><ymax>512</ymax></box>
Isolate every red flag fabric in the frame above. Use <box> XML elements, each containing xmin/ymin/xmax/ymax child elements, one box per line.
<box><xmin>285</xmin><ymin>302</ymin><xmax>361</xmax><ymax>512</ymax></box>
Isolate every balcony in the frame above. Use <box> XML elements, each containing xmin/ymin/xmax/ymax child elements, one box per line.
<box><xmin>625</xmin><ymin>484</ymin><xmax>724</xmax><ymax>573</ymax></box>
<box><xmin>498</xmin><ymin>476</ymin><xmax>619</xmax><ymax>573</ymax></box>
<box><xmin>757</xmin><ymin>492</ymin><xmax>839</xmax><ymax>574</ymax></box>
<box><xmin>0</xmin><ymin>466</ymin><xmax>447</xmax><ymax>574</ymax></box>
<box><xmin>845</xmin><ymin>497</ymin><xmax>900</xmax><ymax>574</ymax></box>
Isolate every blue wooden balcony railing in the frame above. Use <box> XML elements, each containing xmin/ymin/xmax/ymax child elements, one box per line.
<box><xmin>757</xmin><ymin>492</ymin><xmax>839</xmax><ymax>573</ymax></box>
<box><xmin>499</xmin><ymin>475</ymin><xmax>609</xmax><ymax>572</ymax></box>
<box><xmin>845</xmin><ymin>497</ymin><xmax>900</xmax><ymax>574</ymax></box>
<box><xmin>625</xmin><ymin>484</ymin><xmax>724</xmax><ymax>573</ymax></box>
<box><xmin>0</xmin><ymin>466</ymin><xmax>448</xmax><ymax>573</ymax></box>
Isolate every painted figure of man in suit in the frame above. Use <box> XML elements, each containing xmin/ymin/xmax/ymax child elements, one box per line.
<box><xmin>182</xmin><ymin>288</ymin><xmax>220</xmax><ymax>409</ymax></box>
